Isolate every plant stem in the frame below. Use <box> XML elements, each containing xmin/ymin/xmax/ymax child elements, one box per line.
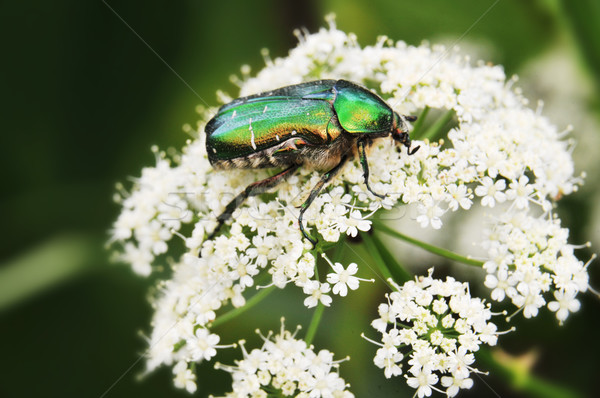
<box><xmin>374</xmin><ymin>221</ymin><xmax>484</xmax><ymax>267</ymax></box>
<box><xmin>304</xmin><ymin>303</ymin><xmax>325</xmax><ymax>346</ymax></box>
<box><xmin>304</xmin><ymin>243</ymin><xmax>345</xmax><ymax>344</ymax></box>
<box><xmin>211</xmin><ymin>285</ymin><xmax>276</xmax><ymax>328</ymax></box>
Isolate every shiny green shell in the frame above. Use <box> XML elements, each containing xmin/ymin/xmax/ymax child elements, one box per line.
<box><xmin>205</xmin><ymin>80</ymin><xmax>394</xmax><ymax>165</ymax></box>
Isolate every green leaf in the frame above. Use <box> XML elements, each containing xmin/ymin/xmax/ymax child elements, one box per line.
<box><xmin>560</xmin><ymin>0</ymin><xmax>600</xmax><ymax>94</ymax></box>
<box><xmin>361</xmin><ymin>233</ymin><xmax>394</xmax><ymax>282</ymax></box>
<box><xmin>419</xmin><ymin>108</ymin><xmax>455</xmax><ymax>141</ymax></box>
<box><xmin>478</xmin><ymin>348</ymin><xmax>584</xmax><ymax>398</ymax></box>
<box><xmin>0</xmin><ymin>233</ymin><xmax>100</xmax><ymax>310</ymax></box>
<box><xmin>362</xmin><ymin>232</ymin><xmax>413</xmax><ymax>284</ymax></box>
<box><xmin>370</xmin><ymin>233</ymin><xmax>412</xmax><ymax>283</ymax></box>
<box><xmin>409</xmin><ymin>106</ymin><xmax>430</xmax><ymax>138</ymax></box>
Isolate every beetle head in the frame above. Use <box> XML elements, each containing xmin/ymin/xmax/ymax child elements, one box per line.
<box><xmin>392</xmin><ymin>112</ymin><xmax>420</xmax><ymax>155</ymax></box>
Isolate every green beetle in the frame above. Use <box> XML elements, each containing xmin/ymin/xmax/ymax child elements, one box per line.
<box><xmin>205</xmin><ymin>79</ymin><xmax>418</xmax><ymax>246</ymax></box>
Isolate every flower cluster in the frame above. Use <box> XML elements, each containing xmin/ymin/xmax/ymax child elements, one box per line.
<box><xmin>111</xmin><ymin>16</ymin><xmax>591</xmax><ymax>392</ymax></box>
<box><xmin>212</xmin><ymin>323</ymin><xmax>354</xmax><ymax>398</ymax></box>
<box><xmin>367</xmin><ymin>270</ymin><xmax>503</xmax><ymax>397</ymax></box>
<box><xmin>482</xmin><ymin>211</ymin><xmax>592</xmax><ymax>323</ymax></box>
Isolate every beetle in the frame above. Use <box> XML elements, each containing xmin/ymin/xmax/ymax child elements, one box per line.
<box><xmin>205</xmin><ymin>79</ymin><xmax>419</xmax><ymax>246</ymax></box>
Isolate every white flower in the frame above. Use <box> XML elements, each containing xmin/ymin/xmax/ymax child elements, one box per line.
<box><xmin>475</xmin><ymin>177</ymin><xmax>506</xmax><ymax>208</ymax></box>
<box><xmin>230</xmin><ymin>254</ymin><xmax>258</xmax><ymax>288</ymax></box>
<box><xmin>416</xmin><ymin>198</ymin><xmax>445</xmax><ymax>229</ymax></box>
<box><xmin>548</xmin><ymin>289</ymin><xmax>581</xmax><ymax>324</ymax></box>
<box><xmin>371</xmin><ymin>303</ymin><xmax>392</xmax><ymax>333</ymax></box>
<box><xmin>303</xmin><ymin>281</ymin><xmax>333</xmax><ymax>308</ymax></box>
<box><xmin>119</xmin><ymin>242</ymin><xmax>153</xmax><ymax>276</ymax></box>
<box><xmin>406</xmin><ymin>367</ymin><xmax>439</xmax><ymax>398</ymax></box>
<box><xmin>303</xmin><ymin>367</ymin><xmax>347</xmax><ymax>397</ymax></box>
<box><xmin>322</xmin><ymin>254</ymin><xmax>373</xmax><ymax>297</ymax></box>
<box><xmin>506</xmin><ymin>175</ymin><xmax>533</xmax><ymax>209</ymax></box>
<box><xmin>374</xmin><ymin>348</ymin><xmax>404</xmax><ymax>378</ymax></box>
<box><xmin>335</xmin><ymin>209</ymin><xmax>372</xmax><ymax>237</ymax></box>
<box><xmin>441</xmin><ymin>373</ymin><xmax>473</xmax><ymax>397</ymax></box>
<box><xmin>446</xmin><ymin>183</ymin><xmax>472</xmax><ymax>211</ymax></box>
<box><xmin>187</xmin><ymin>327</ymin><xmax>220</xmax><ymax>362</ymax></box>
<box><xmin>173</xmin><ymin>361</ymin><xmax>197</xmax><ymax>393</ymax></box>
<box><xmin>326</xmin><ymin>262</ymin><xmax>360</xmax><ymax>296</ymax></box>
<box><xmin>484</xmin><ymin>267</ymin><xmax>517</xmax><ymax>301</ymax></box>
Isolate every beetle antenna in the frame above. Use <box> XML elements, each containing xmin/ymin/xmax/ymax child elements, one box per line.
<box><xmin>404</xmin><ymin>115</ymin><xmax>417</xmax><ymax>122</ymax></box>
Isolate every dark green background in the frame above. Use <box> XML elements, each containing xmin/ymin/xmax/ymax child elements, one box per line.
<box><xmin>1</xmin><ymin>1</ymin><xmax>599</xmax><ymax>397</ymax></box>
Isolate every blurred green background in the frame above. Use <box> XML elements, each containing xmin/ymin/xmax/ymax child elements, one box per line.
<box><xmin>1</xmin><ymin>1</ymin><xmax>599</xmax><ymax>397</ymax></box>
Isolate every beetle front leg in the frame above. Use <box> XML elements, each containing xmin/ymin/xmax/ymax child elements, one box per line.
<box><xmin>207</xmin><ymin>164</ymin><xmax>300</xmax><ymax>242</ymax></box>
<box><xmin>357</xmin><ymin>139</ymin><xmax>386</xmax><ymax>199</ymax></box>
<box><xmin>298</xmin><ymin>155</ymin><xmax>349</xmax><ymax>248</ymax></box>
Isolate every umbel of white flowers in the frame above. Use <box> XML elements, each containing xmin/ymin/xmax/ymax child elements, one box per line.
<box><xmin>364</xmin><ymin>269</ymin><xmax>510</xmax><ymax>398</ymax></box>
<box><xmin>211</xmin><ymin>320</ymin><xmax>354</xmax><ymax>398</ymax></box>
<box><xmin>111</xmin><ymin>15</ymin><xmax>593</xmax><ymax>395</ymax></box>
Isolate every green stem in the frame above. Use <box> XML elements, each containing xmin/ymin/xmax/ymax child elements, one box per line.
<box><xmin>374</xmin><ymin>221</ymin><xmax>484</xmax><ymax>267</ymax></box>
<box><xmin>304</xmin><ymin>243</ymin><xmax>345</xmax><ymax>344</ymax></box>
<box><xmin>211</xmin><ymin>285</ymin><xmax>276</xmax><ymax>328</ymax></box>
<box><xmin>420</xmin><ymin>108</ymin><xmax>455</xmax><ymax>141</ymax></box>
<box><xmin>304</xmin><ymin>303</ymin><xmax>325</xmax><ymax>346</ymax></box>
<box><xmin>478</xmin><ymin>348</ymin><xmax>583</xmax><ymax>398</ymax></box>
<box><xmin>316</xmin><ymin>241</ymin><xmax>340</xmax><ymax>254</ymax></box>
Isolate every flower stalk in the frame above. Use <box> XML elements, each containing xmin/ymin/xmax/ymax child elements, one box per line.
<box><xmin>374</xmin><ymin>221</ymin><xmax>484</xmax><ymax>267</ymax></box>
<box><xmin>211</xmin><ymin>285</ymin><xmax>276</xmax><ymax>329</ymax></box>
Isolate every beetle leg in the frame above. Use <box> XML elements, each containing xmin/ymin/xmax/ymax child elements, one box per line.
<box><xmin>207</xmin><ymin>164</ymin><xmax>300</xmax><ymax>242</ymax></box>
<box><xmin>357</xmin><ymin>139</ymin><xmax>386</xmax><ymax>199</ymax></box>
<box><xmin>298</xmin><ymin>155</ymin><xmax>349</xmax><ymax>248</ymax></box>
